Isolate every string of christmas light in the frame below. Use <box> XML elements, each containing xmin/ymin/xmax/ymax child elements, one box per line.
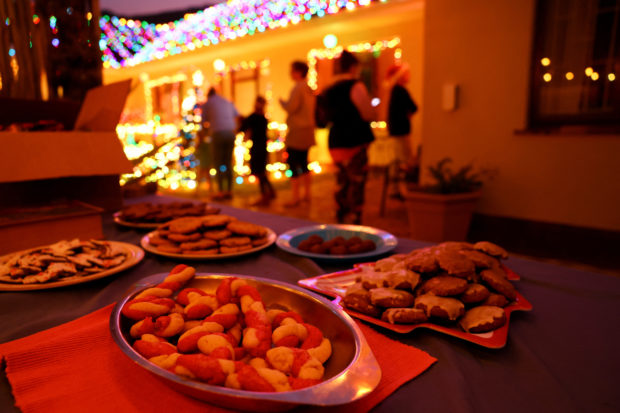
<box><xmin>307</xmin><ymin>36</ymin><xmax>401</xmax><ymax>89</ymax></box>
<box><xmin>118</xmin><ymin>119</ymin><xmax>319</xmax><ymax>191</ymax></box>
<box><xmin>99</xmin><ymin>0</ymin><xmax>382</xmax><ymax>68</ymax></box>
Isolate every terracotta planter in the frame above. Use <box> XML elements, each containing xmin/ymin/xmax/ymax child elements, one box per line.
<box><xmin>400</xmin><ymin>183</ymin><xmax>481</xmax><ymax>242</ymax></box>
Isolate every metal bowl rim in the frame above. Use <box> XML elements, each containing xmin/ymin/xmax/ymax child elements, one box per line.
<box><xmin>110</xmin><ymin>272</ymin><xmax>378</xmax><ymax>405</ymax></box>
<box><xmin>276</xmin><ymin>224</ymin><xmax>398</xmax><ymax>260</ymax></box>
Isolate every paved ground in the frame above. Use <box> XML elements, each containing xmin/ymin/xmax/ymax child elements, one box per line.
<box><xmin>160</xmin><ymin>166</ymin><xmax>618</xmax><ymax>277</ymax></box>
<box><xmin>187</xmin><ymin>165</ymin><xmax>410</xmax><ymax>237</ymax></box>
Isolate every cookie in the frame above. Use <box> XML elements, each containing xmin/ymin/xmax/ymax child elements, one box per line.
<box><xmin>381</xmin><ymin>307</ymin><xmax>428</xmax><ymax>324</ymax></box>
<box><xmin>360</xmin><ymin>270</ymin><xmax>386</xmax><ymax>289</ymax></box>
<box><xmin>227</xmin><ymin>221</ymin><xmax>267</xmax><ymax>237</ymax></box>
<box><xmin>202</xmin><ymin>229</ymin><xmax>232</xmax><ymax>240</ymax></box>
<box><xmin>219</xmin><ymin>245</ymin><xmax>253</xmax><ymax>254</ymax></box>
<box><xmin>148</xmin><ymin>234</ymin><xmax>171</xmax><ymax>246</ymax></box>
<box><xmin>201</xmin><ymin>214</ymin><xmax>236</xmax><ymax>228</ymax></box>
<box><xmin>168</xmin><ymin>217</ymin><xmax>204</xmax><ymax>234</ymax></box>
<box><xmin>482</xmin><ymin>293</ymin><xmax>509</xmax><ymax>307</ymax></box>
<box><xmin>219</xmin><ymin>237</ymin><xmax>252</xmax><ymax>247</ymax></box>
<box><xmin>460</xmin><ymin>283</ymin><xmax>490</xmax><ymax>304</ymax></box>
<box><xmin>179</xmin><ymin>239</ymin><xmax>218</xmax><ymax>251</ymax></box>
<box><xmin>309</xmin><ymin>244</ymin><xmax>328</xmax><ymax>254</ymax></box>
<box><xmin>182</xmin><ymin>248</ymin><xmax>219</xmax><ymax>255</ymax></box>
<box><xmin>435</xmin><ymin>241</ymin><xmax>474</xmax><ymax>252</ymax></box>
<box><xmin>329</xmin><ymin>245</ymin><xmax>348</xmax><ymax>255</ymax></box>
<box><xmin>342</xmin><ymin>283</ymin><xmax>381</xmax><ymax>318</ymax></box>
<box><xmin>384</xmin><ymin>269</ymin><xmax>420</xmax><ymax>290</ymax></box>
<box><xmin>459</xmin><ymin>305</ymin><xmax>506</xmax><ymax>333</ymax></box>
<box><xmin>421</xmin><ymin>275</ymin><xmax>468</xmax><ymax>296</ymax></box>
<box><xmin>369</xmin><ymin>288</ymin><xmax>415</xmax><ymax>308</ymax></box>
<box><xmin>251</xmin><ymin>237</ymin><xmax>270</xmax><ymax>247</ymax></box>
<box><xmin>479</xmin><ymin>268</ymin><xmax>517</xmax><ymax>301</ymax></box>
<box><xmin>204</xmin><ymin>205</ymin><xmax>221</xmax><ymax>215</ymax></box>
<box><xmin>435</xmin><ymin>249</ymin><xmax>475</xmax><ymax>277</ymax></box>
<box><xmin>414</xmin><ymin>294</ymin><xmax>465</xmax><ymax>321</ymax></box>
<box><xmin>347</xmin><ymin>240</ymin><xmax>376</xmax><ymax>254</ymax></box>
<box><xmin>167</xmin><ymin>232</ymin><xmax>202</xmax><ymax>243</ymax></box>
<box><xmin>473</xmin><ymin>241</ymin><xmax>508</xmax><ymax>259</ymax></box>
<box><xmin>405</xmin><ymin>248</ymin><xmax>438</xmax><ymax>273</ymax></box>
<box><xmin>156</xmin><ymin>244</ymin><xmax>182</xmax><ymax>254</ymax></box>
<box><xmin>458</xmin><ymin>249</ymin><xmax>498</xmax><ymax>269</ymax></box>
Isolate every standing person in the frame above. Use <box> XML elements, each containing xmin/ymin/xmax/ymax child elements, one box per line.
<box><xmin>386</xmin><ymin>63</ymin><xmax>418</xmax><ymax>197</ymax></box>
<box><xmin>239</xmin><ymin>96</ymin><xmax>275</xmax><ymax>206</ymax></box>
<box><xmin>279</xmin><ymin>61</ymin><xmax>316</xmax><ymax>207</ymax></box>
<box><xmin>322</xmin><ymin>50</ymin><xmax>375</xmax><ymax>224</ymax></box>
<box><xmin>200</xmin><ymin>87</ymin><xmax>240</xmax><ymax>200</ymax></box>
<box><xmin>194</xmin><ymin>103</ymin><xmax>213</xmax><ymax>195</ymax></box>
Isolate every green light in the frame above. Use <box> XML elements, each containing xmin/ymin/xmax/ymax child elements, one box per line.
<box><xmin>285</xmin><ymin>169</ymin><xmax>293</xmax><ymax>178</ymax></box>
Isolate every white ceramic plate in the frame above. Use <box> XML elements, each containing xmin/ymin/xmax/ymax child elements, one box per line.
<box><xmin>0</xmin><ymin>241</ymin><xmax>144</xmax><ymax>291</ymax></box>
<box><xmin>113</xmin><ymin>212</ymin><xmax>164</xmax><ymax>229</ymax></box>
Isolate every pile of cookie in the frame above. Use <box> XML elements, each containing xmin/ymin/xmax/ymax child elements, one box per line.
<box><xmin>122</xmin><ymin>266</ymin><xmax>332</xmax><ymax>392</ymax></box>
<box><xmin>342</xmin><ymin>241</ymin><xmax>518</xmax><ymax>333</ymax></box>
<box><xmin>118</xmin><ymin>202</ymin><xmax>220</xmax><ymax>224</ymax></box>
<box><xmin>0</xmin><ymin>239</ymin><xmax>127</xmax><ymax>284</ymax></box>
<box><xmin>147</xmin><ymin>215</ymin><xmax>271</xmax><ymax>256</ymax></box>
<box><xmin>297</xmin><ymin>235</ymin><xmax>376</xmax><ymax>255</ymax></box>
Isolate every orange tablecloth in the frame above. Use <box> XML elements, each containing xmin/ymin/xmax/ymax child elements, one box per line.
<box><xmin>0</xmin><ymin>304</ymin><xmax>436</xmax><ymax>413</ymax></box>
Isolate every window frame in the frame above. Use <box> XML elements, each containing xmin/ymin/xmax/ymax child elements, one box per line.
<box><xmin>527</xmin><ymin>0</ymin><xmax>620</xmax><ymax>132</ymax></box>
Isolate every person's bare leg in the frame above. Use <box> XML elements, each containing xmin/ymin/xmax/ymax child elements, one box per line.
<box><xmin>285</xmin><ymin>177</ymin><xmax>300</xmax><ymax>206</ymax></box>
<box><xmin>302</xmin><ymin>173</ymin><xmax>311</xmax><ymax>202</ymax></box>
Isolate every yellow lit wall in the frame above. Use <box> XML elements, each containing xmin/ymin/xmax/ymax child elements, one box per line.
<box><xmin>422</xmin><ymin>0</ymin><xmax>620</xmax><ymax>231</ymax></box>
<box><xmin>103</xmin><ymin>0</ymin><xmax>425</xmax><ymax>156</ymax></box>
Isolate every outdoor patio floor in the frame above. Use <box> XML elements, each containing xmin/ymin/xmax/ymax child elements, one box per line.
<box><xmin>159</xmin><ymin>166</ymin><xmax>619</xmax><ymax>278</ymax></box>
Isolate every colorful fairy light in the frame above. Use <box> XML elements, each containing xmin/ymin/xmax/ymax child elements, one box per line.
<box><xmin>99</xmin><ymin>0</ymin><xmax>383</xmax><ymax>68</ymax></box>
<box><xmin>307</xmin><ymin>37</ymin><xmax>400</xmax><ymax>89</ymax></box>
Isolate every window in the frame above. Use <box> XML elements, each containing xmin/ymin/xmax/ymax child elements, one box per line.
<box><xmin>529</xmin><ymin>0</ymin><xmax>620</xmax><ymax>129</ymax></box>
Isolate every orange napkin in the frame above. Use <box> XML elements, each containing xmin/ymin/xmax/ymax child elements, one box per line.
<box><xmin>0</xmin><ymin>305</ymin><xmax>436</xmax><ymax>413</ymax></box>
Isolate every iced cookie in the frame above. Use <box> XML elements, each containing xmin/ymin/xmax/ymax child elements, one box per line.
<box><xmin>414</xmin><ymin>294</ymin><xmax>465</xmax><ymax>321</ymax></box>
<box><xmin>459</xmin><ymin>305</ymin><xmax>506</xmax><ymax>333</ymax></box>
<box><xmin>381</xmin><ymin>307</ymin><xmax>428</xmax><ymax>324</ymax></box>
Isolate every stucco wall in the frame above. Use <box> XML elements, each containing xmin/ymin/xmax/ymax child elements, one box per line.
<box><xmin>422</xmin><ymin>0</ymin><xmax>620</xmax><ymax>231</ymax></box>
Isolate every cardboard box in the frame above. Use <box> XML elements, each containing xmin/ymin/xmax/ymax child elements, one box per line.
<box><xmin>0</xmin><ymin>201</ymin><xmax>103</xmax><ymax>255</ymax></box>
<box><xmin>0</xmin><ymin>80</ymin><xmax>133</xmax><ymax>211</ymax></box>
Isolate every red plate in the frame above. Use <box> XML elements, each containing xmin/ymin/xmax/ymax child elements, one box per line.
<box><xmin>298</xmin><ymin>263</ymin><xmax>532</xmax><ymax>349</ymax></box>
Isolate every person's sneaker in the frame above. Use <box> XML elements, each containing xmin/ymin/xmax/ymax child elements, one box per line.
<box><xmin>250</xmin><ymin>196</ymin><xmax>271</xmax><ymax>206</ymax></box>
<box><xmin>283</xmin><ymin>199</ymin><xmax>300</xmax><ymax>208</ymax></box>
<box><xmin>212</xmin><ymin>191</ymin><xmax>232</xmax><ymax>200</ymax></box>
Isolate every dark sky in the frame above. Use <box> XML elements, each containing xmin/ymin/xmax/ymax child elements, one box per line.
<box><xmin>99</xmin><ymin>0</ymin><xmax>224</xmax><ymax>17</ymax></box>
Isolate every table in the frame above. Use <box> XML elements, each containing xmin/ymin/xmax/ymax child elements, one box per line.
<box><xmin>1</xmin><ymin>196</ymin><xmax>619</xmax><ymax>412</ymax></box>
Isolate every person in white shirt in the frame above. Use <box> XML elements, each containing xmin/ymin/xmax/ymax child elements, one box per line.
<box><xmin>279</xmin><ymin>61</ymin><xmax>316</xmax><ymax>207</ymax></box>
<box><xmin>200</xmin><ymin>87</ymin><xmax>240</xmax><ymax>200</ymax></box>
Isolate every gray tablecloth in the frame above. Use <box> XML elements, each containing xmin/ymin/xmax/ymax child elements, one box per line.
<box><xmin>1</xmin><ymin>195</ymin><xmax>619</xmax><ymax>412</ymax></box>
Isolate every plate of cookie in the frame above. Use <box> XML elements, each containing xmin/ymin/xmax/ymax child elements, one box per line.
<box><xmin>276</xmin><ymin>224</ymin><xmax>397</xmax><ymax>262</ymax></box>
<box><xmin>298</xmin><ymin>241</ymin><xmax>533</xmax><ymax>348</ymax></box>
<box><xmin>114</xmin><ymin>201</ymin><xmax>221</xmax><ymax>229</ymax></box>
<box><xmin>141</xmin><ymin>215</ymin><xmax>276</xmax><ymax>259</ymax></box>
<box><xmin>0</xmin><ymin>239</ymin><xmax>144</xmax><ymax>291</ymax></box>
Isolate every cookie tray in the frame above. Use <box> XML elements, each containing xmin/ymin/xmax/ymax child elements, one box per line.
<box><xmin>298</xmin><ymin>263</ymin><xmax>532</xmax><ymax>349</ymax></box>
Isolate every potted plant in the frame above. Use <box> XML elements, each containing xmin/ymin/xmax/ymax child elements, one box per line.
<box><xmin>399</xmin><ymin>158</ymin><xmax>484</xmax><ymax>242</ymax></box>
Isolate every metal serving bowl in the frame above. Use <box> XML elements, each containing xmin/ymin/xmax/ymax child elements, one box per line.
<box><xmin>110</xmin><ymin>273</ymin><xmax>381</xmax><ymax>411</ymax></box>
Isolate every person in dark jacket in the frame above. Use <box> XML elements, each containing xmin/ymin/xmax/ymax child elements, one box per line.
<box><xmin>239</xmin><ymin>96</ymin><xmax>275</xmax><ymax>206</ymax></box>
<box><xmin>386</xmin><ymin>63</ymin><xmax>418</xmax><ymax>197</ymax></box>
<box><xmin>322</xmin><ymin>50</ymin><xmax>376</xmax><ymax>224</ymax></box>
